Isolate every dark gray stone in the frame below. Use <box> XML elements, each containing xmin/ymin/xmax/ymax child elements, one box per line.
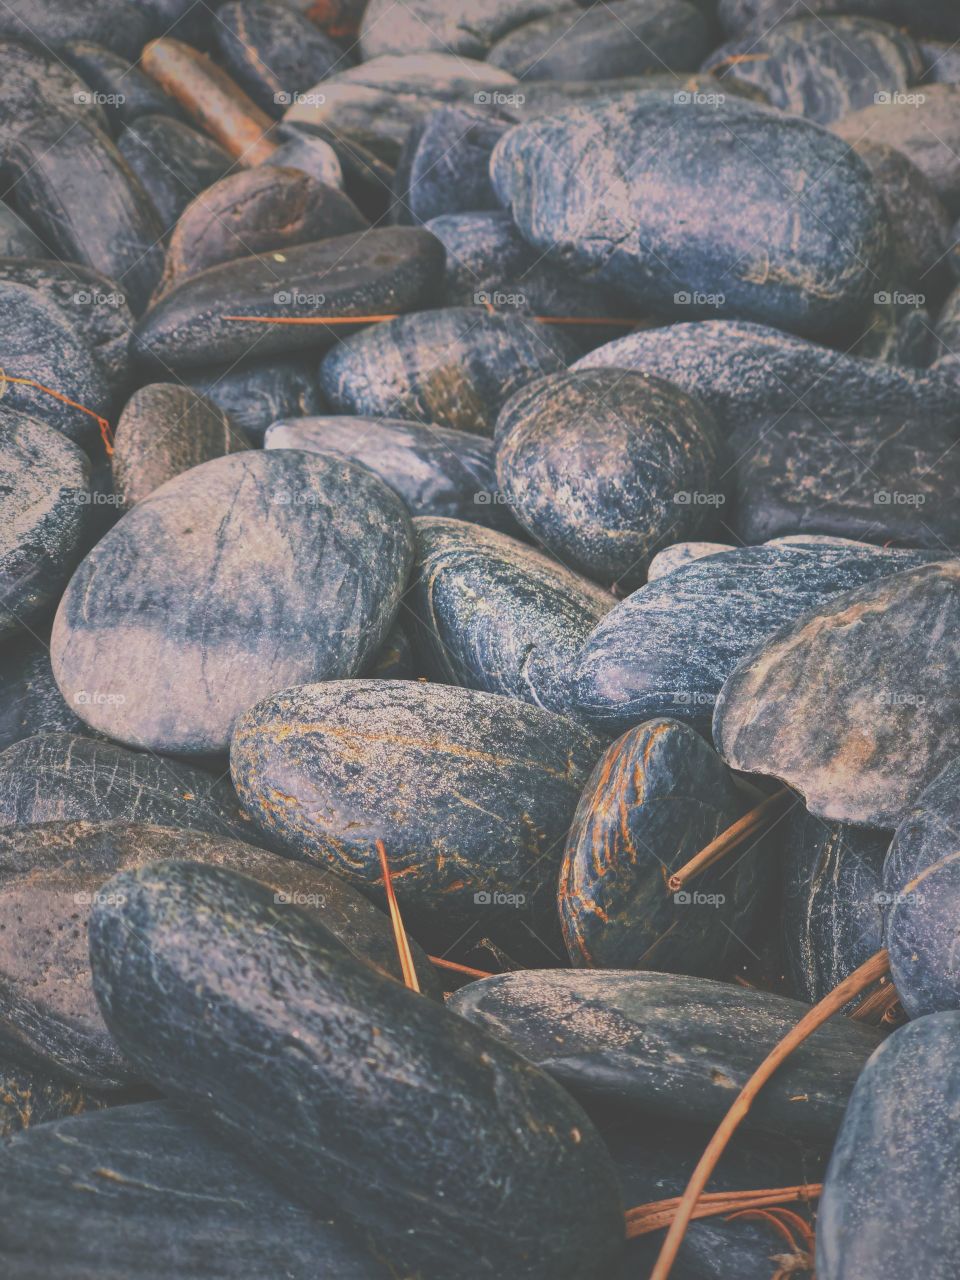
<box><xmin>51</xmin><ymin>451</ymin><xmax>414</xmax><ymax>755</ymax></box>
<box><xmin>817</xmin><ymin>1013</ymin><xmax>960</xmax><ymax>1280</ymax></box>
<box><xmin>184</xmin><ymin>353</ymin><xmax>325</xmax><ymax>444</ymax></box>
<box><xmin>887</xmin><ymin>852</ymin><xmax>960</xmax><ymax>1016</ymax></box>
<box><xmin>884</xmin><ymin>756</ymin><xmax>960</xmax><ymax>891</ymax></box>
<box><xmin>0</xmin><ymin>633</ymin><xmax>86</xmax><ymax>752</ymax></box>
<box><xmin>230</xmin><ymin>679</ymin><xmax>601</xmax><ymax>963</ymax></box>
<box><xmin>715</xmin><ymin>559</ymin><xmax>960</xmax><ymax>828</ymax></box>
<box><xmin>117</xmin><ymin>114</ymin><xmax>234</xmax><ymax>234</ymax></box>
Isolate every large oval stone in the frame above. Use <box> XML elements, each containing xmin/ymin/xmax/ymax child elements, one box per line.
<box><xmin>448</xmin><ymin>969</ymin><xmax>881</xmax><ymax>1145</ymax></box>
<box><xmin>265</xmin><ymin>415</ymin><xmax>513</xmax><ymax>528</ymax></box>
<box><xmin>714</xmin><ymin>559</ymin><xmax>960</xmax><ymax>828</ymax></box>
<box><xmin>0</xmin><ymin>733</ymin><xmax>252</xmax><ymax>836</ymax></box>
<box><xmin>782</xmin><ymin>807</ymin><xmax>888</xmax><ymax>1005</ymax></box>
<box><xmin>731</xmin><ymin>409</ymin><xmax>960</xmax><ymax>547</ymax></box>
<box><xmin>318</xmin><ymin>306</ymin><xmax>576</xmax><ymax>434</ymax></box>
<box><xmin>576</xmin><ymin>541</ymin><xmax>934</xmax><ymax>736</ymax></box>
<box><xmin>559</xmin><ymin>718</ymin><xmax>772</xmax><ymax>974</ymax></box>
<box><xmin>575</xmin><ymin>320</ymin><xmax>960</xmax><ymax>433</ymax></box>
<box><xmin>112</xmin><ymin>383</ymin><xmax>251</xmax><ymax>507</ymax></box>
<box><xmin>51</xmin><ymin>451</ymin><xmax>413</xmax><ymax>755</ymax></box>
<box><xmin>884</xmin><ymin>756</ymin><xmax>960</xmax><ymax>892</ymax></box>
<box><xmin>133</xmin><ymin>227</ymin><xmax>444</xmax><ymax>371</ymax></box>
<box><xmin>0</xmin><ymin>819</ymin><xmax>439</xmax><ymax>1088</ymax></box>
<box><xmin>231</xmin><ymin>679</ymin><xmax>601</xmax><ymax>963</ymax></box>
<box><xmin>495</xmin><ymin>369</ymin><xmax>724</xmax><ymax>589</ymax></box>
<box><xmin>0</xmin><ymin>409</ymin><xmax>91</xmax><ymax>639</ymax></box>
<box><xmin>817</xmin><ymin>1013</ymin><xmax>960</xmax><ymax>1280</ymax></box>
<box><xmin>157</xmin><ymin>167</ymin><xmax>368</xmax><ymax>294</ymax></box>
<box><xmin>492</xmin><ymin>94</ymin><xmax>889</xmax><ymax>338</ymax></box>
<box><xmin>886</xmin><ymin>852</ymin><xmax>960</xmax><ymax>1017</ymax></box>
<box><xmin>487</xmin><ymin>0</ymin><xmax>709</xmax><ymax>80</ymax></box>
<box><xmin>89</xmin><ymin>860</ymin><xmax>625</xmax><ymax>1280</ymax></box>
<box><xmin>184</xmin><ymin>352</ymin><xmax>325</xmax><ymax>444</ymax></box>
<box><xmin>704</xmin><ymin>17</ymin><xmax>922</xmax><ymax>124</ymax></box>
<box><xmin>0</xmin><ymin>1102</ymin><xmax>391</xmax><ymax>1280</ymax></box>
<box><xmin>409</xmin><ymin>516</ymin><xmax>612</xmax><ymax>717</ymax></box>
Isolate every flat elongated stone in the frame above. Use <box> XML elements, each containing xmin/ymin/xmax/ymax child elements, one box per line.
<box><xmin>265</xmin><ymin>415</ymin><xmax>514</xmax><ymax>528</ymax></box>
<box><xmin>715</xmin><ymin>560</ymin><xmax>960</xmax><ymax>828</ymax></box>
<box><xmin>886</xmin><ymin>852</ymin><xmax>960</xmax><ymax>1016</ymax></box>
<box><xmin>318</xmin><ymin>306</ymin><xmax>576</xmax><ymax>434</ymax></box>
<box><xmin>0</xmin><ymin>410</ymin><xmax>91</xmax><ymax>639</ymax></box>
<box><xmin>884</xmin><ymin>756</ymin><xmax>960</xmax><ymax>891</ymax></box>
<box><xmin>560</xmin><ymin>718</ymin><xmax>772</xmax><ymax>974</ymax></box>
<box><xmin>448</xmin><ymin>969</ymin><xmax>881</xmax><ymax>1145</ymax></box>
<box><xmin>496</xmin><ymin>369</ymin><xmax>724</xmax><ymax>589</ymax></box>
<box><xmin>731</xmin><ymin>410</ymin><xmax>960</xmax><ymax>548</ymax></box>
<box><xmin>409</xmin><ymin>516</ymin><xmax>612</xmax><ymax>717</ymax></box>
<box><xmin>832</xmin><ymin>84</ymin><xmax>960</xmax><ymax>213</ymax></box>
<box><xmin>360</xmin><ymin>0</ymin><xmax>558</xmax><ymax>60</ymax></box>
<box><xmin>0</xmin><ymin>820</ymin><xmax>439</xmax><ymax>1087</ymax></box>
<box><xmin>134</xmin><ymin>227</ymin><xmax>443</xmax><ymax>371</ymax></box>
<box><xmin>0</xmin><ymin>733</ymin><xmax>252</xmax><ymax>836</ymax></box>
<box><xmin>0</xmin><ymin>634</ymin><xmax>85</xmax><ymax>752</ymax></box>
<box><xmin>184</xmin><ymin>353</ymin><xmax>325</xmax><ymax>443</ymax></box>
<box><xmin>158</xmin><ymin>167</ymin><xmax>367</xmax><ymax>294</ymax></box>
<box><xmin>487</xmin><ymin>0</ymin><xmax>709</xmax><ymax>80</ymax></box>
<box><xmin>112</xmin><ymin>384</ymin><xmax>251</xmax><ymax>507</ymax></box>
<box><xmin>704</xmin><ymin>17</ymin><xmax>922</xmax><ymax>124</ymax></box>
<box><xmin>492</xmin><ymin>94</ymin><xmax>889</xmax><ymax>338</ymax></box>
<box><xmin>51</xmin><ymin>451</ymin><xmax>413</xmax><ymax>755</ymax></box>
<box><xmin>117</xmin><ymin>113</ymin><xmax>234</xmax><ymax>232</ymax></box>
<box><xmin>576</xmin><ymin>540</ymin><xmax>934</xmax><ymax>736</ymax></box>
<box><xmin>214</xmin><ymin>0</ymin><xmax>348</xmax><ymax>116</ymax></box>
<box><xmin>89</xmin><ymin>861</ymin><xmax>625</xmax><ymax>1280</ymax></box>
<box><xmin>782</xmin><ymin>807</ymin><xmax>888</xmax><ymax>1005</ymax></box>
<box><xmin>817</xmin><ymin>1013</ymin><xmax>960</xmax><ymax>1280</ymax></box>
<box><xmin>575</xmin><ymin>320</ymin><xmax>960</xmax><ymax>432</ymax></box>
<box><xmin>0</xmin><ymin>284</ymin><xmax>113</xmax><ymax>446</ymax></box>
<box><xmin>0</xmin><ymin>1102</ymin><xmax>390</xmax><ymax>1280</ymax></box>
<box><xmin>0</xmin><ymin>0</ymin><xmax>152</xmax><ymax>59</ymax></box>
<box><xmin>231</xmin><ymin>679</ymin><xmax>601</xmax><ymax>963</ymax></box>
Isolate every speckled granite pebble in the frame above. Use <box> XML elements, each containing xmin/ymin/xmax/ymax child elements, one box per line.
<box><xmin>0</xmin><ymin>1102</ymin><xmax>390</xmax><ymax>1280</ymax></box>
<box><xmin>493</xmin><ymin>94</ymin><xmax>889</xmax><ymax>338</ymax></box>
<box><xmin>0</xmin><ymin>819</ymin><xmax>439</xmax><ymax>1087</ymax></box>
<box><xmin>0</xmin><ymin>410</ymin><xmax>91</xmax><ymax>639</ymax></box>
<box><xmin>575</xmin><ymin>320</ymin><xmax>960</xmax><ymax>432</ymax></box>
<box><xmin>715</xmin><ymin>559</ymin><xmax>960</xmax><ymax>828</ymax></box>
<box><xmin>410</xmin><ymin>515</ymin><xmax>613</xmax><ymax>717</ymax></box>
<box><xmin>704</xmin><ymin>17</ymin><xmax>923</xmax><ymax>124</ymax></box>
<box><xmin>231</xmin><ymin>679</ymin><xmax>601</xmax><ymax>963</ymax></box>
<box><xmin>318</xmin><ymin>306</ymin><xmax>576</xmax><ymax>435</ymax></box>
<box><xmin>112</xmin><ymin>384</ymin><xmax>251</xmax><ymax>507</ymax></box>
<box><xmin>560</xmin><ymin>718</ymin><xmax>772</xmax><ymax>975</ymax></box>
<box><xmin>576</xmin><ymin>542</ymin><xmax>935</xmax><ymax>736</ymax></box>
<box><xmin>134</xmin><ymin>227</ymin><xmax>443</xmax><ymax>371</ymax></box>
<box><xmin>496</xmin><ymin>369</ymin><xmax>724</xmax><ymax>590</ymax></box>
<box><xmin>817</xmin><ymin>1013</ymin><xmax>960</xmax><ymax>1280</ymax></box>
<box><xmin>731</xmin><ymin>409</ymin><xmax>960</xmax><ymax>548</ymax></box>
<box><xmin>265</xmin><ymin>415</ymin><xmax>513</xmax><ymax>528</ymax></box>
<box><xmin>89</xmin><ymin>861</ymin><xmax>625</xmax><ymax>1280</ymax></box>
<box><xmin>51</xmin><ymin>451</ymin><xmax>413</xmax><ymax>755</ymax></box>
<box><xmin>448</xmin><ymin>969</ymin><xmax>881</xmax><ymax>1145</ymax></box>
<box><xmin>0</xmin><ymin>732</ymin><xmax>252</xmax><ymax>836</ymax></box>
